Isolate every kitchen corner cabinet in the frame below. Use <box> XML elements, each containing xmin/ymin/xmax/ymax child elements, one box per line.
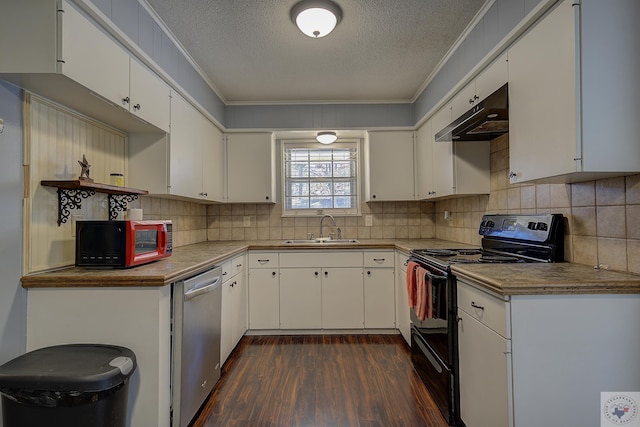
<box><xmin>248</xmin><ymin>252</ymin><xmax>280</xmax><ymax>330</ymax></box>
<box><xmin>420</xmin><ymin>104</ymin><xmax>490</xmax><ymax>199</ymax></box>
<box><xmin>225</xmin><ymin>133</ymin><xmax>275</xmax><ymax>203</ymax></box>
<box><xmin>221</xmin><ymin>253</ymin><xmax>247</xmax><ymax>365</ymax></box>
<box><xmin>0</xmin><ymin>0</ymin><xmax>169</xmax><ymax>133</ymax></box>
<box><xmin>508</xmin><ymin>0</ymin><xmax>640</xmax><ymax>184</ymax></box>
<box><xmin>129</xmin><ymin>94</ymin><xmax>224</xmax><ymax>202</ymax></box>
<box><xmin>365</xmin><ymin>131</ymin><xmax>415</xmax><ymax>201</ymax></box>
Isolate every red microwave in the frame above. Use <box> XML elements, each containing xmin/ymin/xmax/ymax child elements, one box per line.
<box><xmin>75</xmin><ymin>220</ymin><xmax>172</xmax><ymax>268</ymax></box>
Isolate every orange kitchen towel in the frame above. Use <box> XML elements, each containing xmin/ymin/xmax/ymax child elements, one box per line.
<box><xmin>415</xmin><ymin>266</ymin><xmax>429</xmax><ymax>321</ymax></box>
<box><xmin>406</xmin><ymin>261</ymin><xmax>419</xmax><ymax>308</ymax></box>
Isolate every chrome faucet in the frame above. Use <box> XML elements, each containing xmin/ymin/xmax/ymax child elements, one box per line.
<box><xmin>319</xmin><ymin>214</ymin><xmax>336</xmax><ymax>238</ymax></box>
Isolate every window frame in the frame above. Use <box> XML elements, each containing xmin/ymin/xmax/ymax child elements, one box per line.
<box><xmin>281</xmin><ymin>139</ymin><xmax>361</xmax><ymax>217</ymax></box>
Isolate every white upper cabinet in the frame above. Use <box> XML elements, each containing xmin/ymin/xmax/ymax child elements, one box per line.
<box><xmin>430</xmin><ymin>104</ymin><xmax>455</xmax><ymax>198</ymax></box>
<box><xmin>365</xmin><ymin>131</ymin><xmax>415</xmax><ymax>201</ymax></box>
<box><xmin>451</xmin><ymin>53</ymin><xmax>508</xmax><ymax>120</ymax></box>
<box><xmin>508</xmin><ymin>0</ymin><xmax>640</xmax><ymax>183</ymax></box>
<box><xmin>129</xmin><ymin>93</ymin><xmax>224</xmax><ymax>201</ymax></box>
<box><xmin>225</xmin><ymin>133</ymin><xmax>275</xmax><ymax>203</ymax></box>
<box><xmin>414</xmin><ymin>119</ymin><xmax>434</xmax><ymax>200</ymax></box>
<box><xmin>0</xmin><ymin>0</ymin><xmax>169</xmax><ymax>133</ymax></box>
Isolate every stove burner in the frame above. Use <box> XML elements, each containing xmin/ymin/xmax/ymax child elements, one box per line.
<box><xmin>479</xmin><ymin>255</ymin><xmax>522</xmax><ymax>263</ymax></box>
<box><xmin>418</xmin><ymin>249</ymin><xmax>458</xmax><ymax>257</ymax></box>
<box><xmin>457</xmin><ymin>249</ymin><xmax>483</xmax><ymax>256</ymax></box>
<box><xmin>448</xmin><ymin>258</ymin><xmax>479</xmax><ymax>264</ymax></box>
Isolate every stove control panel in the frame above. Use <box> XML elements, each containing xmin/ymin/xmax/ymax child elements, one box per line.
<box><xmin>479</xmin><ymin>214</ymin><xmax>562</xmax><ymax>242</ymax></box>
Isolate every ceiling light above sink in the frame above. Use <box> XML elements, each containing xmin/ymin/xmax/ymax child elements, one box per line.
<box><xmin>316</xmin><ymin>131</ymin><xmax>338</xmax><ymax>144</ymax></box>
<box><xmin>291</xmin><ymin>0</ymin><xmax>343</xmax><ymax>38</ymax></box>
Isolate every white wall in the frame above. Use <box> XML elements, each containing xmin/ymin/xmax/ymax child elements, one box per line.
<box><xmin>0</xmin><ymin>81</ymin><xmax>27</xmax><ymax>423</ymax></box>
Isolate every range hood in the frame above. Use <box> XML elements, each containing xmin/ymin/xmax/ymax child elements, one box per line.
<box><xmin>435</xmin><ymin>83</ymin><xmax>509</xmax><ymax>142</ymax></box>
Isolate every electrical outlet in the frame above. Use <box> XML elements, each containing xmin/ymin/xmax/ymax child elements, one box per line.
<box><xmin>365</xmin><ymin>215</ymin><xmax>372</xmax><ymax>227</ymax></box>
<box><xmin>243</xmin><ymin>216</ymin><xmax>250</xmax><ymax>227</ymax></box>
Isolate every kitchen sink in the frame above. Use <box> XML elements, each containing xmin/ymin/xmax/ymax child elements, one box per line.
<box><xmin>283</xmin><ymin>239</ymin><xmax>360</xmax><ymax>244</ymax></box>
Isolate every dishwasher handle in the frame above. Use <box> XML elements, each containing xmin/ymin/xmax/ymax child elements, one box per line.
<box><xmin>184</xmin><ymin>275</ymin><xmax>222</xmax><ymax>301</ymax></box>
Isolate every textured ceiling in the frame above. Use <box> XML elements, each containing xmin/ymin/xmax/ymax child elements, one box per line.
<box><xmin>144</xmin><ymin>0</ymin><xmax>487</xmax><ymax>104</ymax></box>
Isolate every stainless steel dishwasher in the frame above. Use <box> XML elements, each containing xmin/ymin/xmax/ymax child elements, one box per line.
<box><xmin>172</xmin><ymin>266</ymin><xmax>222</xmax><ymax>427</ymax></box>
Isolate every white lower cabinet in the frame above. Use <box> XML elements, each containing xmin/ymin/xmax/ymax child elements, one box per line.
<box><xmin>364</xmin><ymin>250</ymin><xmax>396</xmax><ymax>329</ymax></box>
<box><xmin>248</xmin><ymin>252</ymin><xmax>280</xmax><ymax>330</ymax></box>
<box><xmin>395</xmin><ymin>251</ymin><xmax>411</xmax><ymax>344</ymax></box>
<box><xmin>220</xmin><ymin>253</ymin><xmax>247</xmax><ymax>365</ymax></box>
<box><xmin>279</xmin><ymin>268</ymin><xmax>322</xmax><ymax>329</ymax></box>
<box><xmin>321</xmin><ymin>267</ymin><xmax>364</xmax><ymax>329</ymax></box>
<box><xmin>248</xmin><ymin>249</ymin><xmax>397</xmax><ymax>331</ymax></box>
<box><xmin>457</xmin><ymin>279</ymin><xmax>511</xmax><ymax>427</ymax></box>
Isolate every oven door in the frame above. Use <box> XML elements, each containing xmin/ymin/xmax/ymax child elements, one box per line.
<box><xmin>411</xmin><ymin>327</ymin><xmax>455</xmax><ymax>425</ymax></box>
<box><xmin>409</xmin><ymin>263</ymin><xmax>451</xmax><ymax>363</ymax></box>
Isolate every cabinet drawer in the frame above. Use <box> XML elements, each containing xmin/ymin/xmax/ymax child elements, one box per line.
<box><xmin>457</xmin><ymin>281</ymin><xmax>509</xmax><ymax>338</ymax></box>
<box><xmin>364</xmin><ymin>251</ymin><xmax>395</xmax><ymax>268</ymax></box>
<box><xmin>248</xmin><ymin>252</ymin><xmax>279</xmax><ymax>269</ymax></box>
<box><xmin>279</xmin><ymin>251</ymin><xmax>363</xmax><ymax>268</ymax></box>
<box><xmin>230</xmin><ymin>254</ymin><xmax>246</xmax><ymax>275</ymax></box>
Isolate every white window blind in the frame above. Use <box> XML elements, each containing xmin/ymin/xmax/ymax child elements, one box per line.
<box><xmin>282</xmin><ymin>141</ymin><xmax>360</xmax><ymax>216</ymax></box>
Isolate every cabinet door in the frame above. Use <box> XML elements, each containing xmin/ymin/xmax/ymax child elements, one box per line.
<box><xmin>415</xmin><ymin>119</ymin><xmax>433</xmax><ymax>199</ymax></box>
<box><xmin>279</xmin><ymin>268</ymin><xmax>322</xmax><ymax>329</ymax></box>
<box><xmin>458</xmin><ymin>309</ymin><xmax>510</xmax><ymax>427</ymax></box>
<box><xmin>230</xmin><ymin>273</ymin><xmax>247</xmax><ymax>347</ymax></box>
<box><xmin>321</xmin><ymin>268</ymin><xmax>364</xmax><ymax>329</ymax></box>
<box><xmin>507</xmin><ymin>0</ymin><xmax>577</xmax><ymax>183</ymax></box>
<box><xmin>60</xmin><ymin>0</ymin><xmax>129</xmax><ymax>109</ymax></box>
<box><xmin>364</xmin><ymin>268</ymin><xmax>395</xmax><ymax>328</ymax></box>
<box><xmin>169</xmin><ymin>94</ymin><xmax>204</xmax><ymax>199</ymax></box>
<box><xmin>202</xmin><ymin>120</ymin><xmax>225</xmax><ymax>201</ymax></box>
<box><xmin>226</xmin><ymin>133</ymin><xmax>274</xmax><ymax>203</ymax></box>
<box><xmin>430</xmin><ymin>104</ymin><xmax>454</xmax><ymax>198</ymax></box>
<box><xmin>220</xmin><ymin>277</ymin><xmax>234</xmax><ymax>364</ymax></box>
<box><xmin>129</xmin><ymin>59</ymin><xmax>170</xmax><ymax>132</ymax></box>
<box><xmin>475</xmin><ymin>52</ymin><xmax>508</xmax><ymax>101</ymax></box>
<box><xmin>451</xmin><ymin>82</ymin><xmax>477</xmax><ymax>120</ymax></box>
<box><xmin>395</xmin><ymin>253</ymin><xmax>411</xmax><ymax>344</ymax></box>
<box><xmin>248</xmin><ymin>269</ymin><xmax>279</xmax><ymax>329</ymax></box>
<box><xmin>367</xmin><ymin>131</ymin><xmax>415</xmax><ymax>201</ymax></box>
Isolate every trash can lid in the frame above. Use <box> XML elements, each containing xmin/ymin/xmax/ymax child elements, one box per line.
<box><xmin>0</xmin><ymin>344</ymin><xmax>137</xmax><ymax>392</ymax></box>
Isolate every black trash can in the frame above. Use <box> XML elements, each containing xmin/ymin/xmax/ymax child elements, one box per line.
<box><xmin>0</xmin><ymin>344</ymin><xmax>136</xmax><ymax>427</ymax></box>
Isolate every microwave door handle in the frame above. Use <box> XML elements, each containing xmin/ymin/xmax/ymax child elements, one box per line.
<box><xmin>160</xmin><ymin>227</ymin><xmax>167</xmax><ymax>249</ymax></box>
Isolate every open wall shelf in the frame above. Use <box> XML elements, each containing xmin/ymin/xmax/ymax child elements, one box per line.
<box><xmin>41</xmin><ymin>180</ymin><xmax>149</xmax><ymax>225</ymax></box>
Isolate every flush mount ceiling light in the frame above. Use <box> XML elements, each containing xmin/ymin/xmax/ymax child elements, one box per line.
<box><xmin>316</xmin><ymin>131</ymin><xmax>338</xmax><ymax>144</ymax></box>
<box><xmin>291</xmin><ymin>0</ymin><xmax>343</xmax><ymax>38</ymax></box>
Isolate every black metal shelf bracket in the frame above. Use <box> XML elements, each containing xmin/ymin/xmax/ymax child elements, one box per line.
<box><xmin>108</xmin><ymin>194</ymin><xmax>139</xmax><ymax>221</ymax></box>
<box><xmin>56</xmin><ymin>188</ymin><xmax>95</xmax><ymax>226</ymax></box>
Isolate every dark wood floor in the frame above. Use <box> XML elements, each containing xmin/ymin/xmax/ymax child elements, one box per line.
<box><xmin>192</xmin><ymin>334</ymin><xmax>449</xmax><ymax>427</ymax></box>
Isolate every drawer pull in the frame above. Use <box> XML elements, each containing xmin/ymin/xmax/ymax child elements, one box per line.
<box><xmin>373</xmin><ymin>258</ymin><xmax>385</xmax><ymax>262</ymax></box>
<box><xmin>471</xmin><ymin>301</ymin><xmax>485</xmax><ymax>310</ymax></box>
<box><xmin>222</xmin><ymin>272</ymin><xmax>228</xmax><ymax>276</ymax></box>
<box><xmin>236</xmin><ymin>263</ymin><xmax>243</xmax><ymax>268</ymax></box>
<box><xmin>258</xmin><ymin>259</ymin><xmax>270</xmax><ymax>263</ymax></box>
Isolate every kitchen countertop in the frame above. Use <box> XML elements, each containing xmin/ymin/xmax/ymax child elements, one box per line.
<box><xmin>20</xmin><ymin>239</ymin><xmax>465</xmax><ymax>288</ymax></box>
<box><xmin>22</xmin><ymin>239</ymin><xmax>640</xmax><ymax>295</ymax></box>
<box><xmin>451</xmin><ymin>263</ymin><xmax>640</xmax><ymax>296</ymax></box>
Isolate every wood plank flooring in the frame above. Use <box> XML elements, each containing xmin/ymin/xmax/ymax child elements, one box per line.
<box><xmin>192</xmin><ymin>335</ymin><xmax>449</xmax><ymax>427</ymax></box>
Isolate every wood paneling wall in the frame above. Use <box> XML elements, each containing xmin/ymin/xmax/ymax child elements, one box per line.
<box><xmin>24</xmin><ymin>94</ymin><xmax>127</xmax><ymax>273</ymax></box>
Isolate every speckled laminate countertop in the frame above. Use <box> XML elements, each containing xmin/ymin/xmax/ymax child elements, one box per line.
<box><xmin>451</xmin><ymin>263</ymin><xmax>640</xmax><ymax>296</ymax></box>
<box><xmin>22</xmin><ymin>239</ymin><xmax>640</xmax><ymax>295</ymax></box>
<box><xmin>20</xmin><ymin>239</ymin><xmax>465</xmax><ymax>288</ymax></box>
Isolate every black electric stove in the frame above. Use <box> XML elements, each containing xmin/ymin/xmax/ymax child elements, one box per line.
<box><xmin>408</xmin><ymin>214</ymin><xmax>565</xmax><ymax>426</ymax></box>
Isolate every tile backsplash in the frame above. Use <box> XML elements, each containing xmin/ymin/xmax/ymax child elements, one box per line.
<box><xmin>138</xmin><ymin>132</ymin><xmax>639</xmax><ymax>275</ymax></box>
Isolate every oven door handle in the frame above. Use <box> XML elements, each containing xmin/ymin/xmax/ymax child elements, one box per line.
<box><xmin>412</xmin><ymin>329</ymin><xmax>448</xmax><ymax>373</ymax></box>
<box><xmin>425</xmin><ymin>271</ymin><xmax>447</xmax><ymax>280</ymax></box>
